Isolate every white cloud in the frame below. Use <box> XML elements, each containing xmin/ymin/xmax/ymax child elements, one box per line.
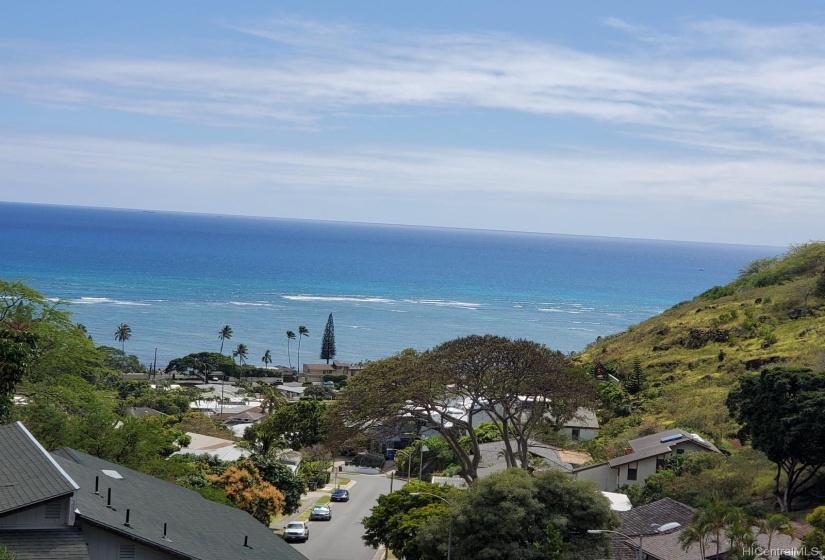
<box><xmin>2</xmin><ymin>17</ymin><xmax>825</xmax><ymax>152</ymax></box>
<box><xmin>1</xmin><ymin>16</ymin><xmax>824</xmax><ymax>245</ymax></box>
<box><xmin>0</xmin><ymin>133</ymin><xmax>821</xmax><ymax>245</ymax></box>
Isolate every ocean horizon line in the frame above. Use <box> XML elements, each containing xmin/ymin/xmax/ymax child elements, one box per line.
<box><xmin>0</xmin><ymin>200</ymin><xmax>786</xmax><ymax>250</ymax></box>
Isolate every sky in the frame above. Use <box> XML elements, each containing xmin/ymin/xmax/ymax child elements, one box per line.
<box><xmin>1</xmin><ymin>1</ymin><xmax>824</xmax><ymax>246</ymax></box>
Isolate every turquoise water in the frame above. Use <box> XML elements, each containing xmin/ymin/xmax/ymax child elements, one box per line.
<box><xmin>0</xmin><ymin>202</ymin><xmax>781</xmax><ymax>369</ymax></box>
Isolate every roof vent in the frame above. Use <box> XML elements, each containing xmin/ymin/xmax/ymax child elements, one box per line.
<box><xmin>102</xmin><ymin>470</ymin><xmax>123</xmax><ymax>480</ymax></box>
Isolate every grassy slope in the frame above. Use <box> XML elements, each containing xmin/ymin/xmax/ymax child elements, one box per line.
<box><xmin>574</xmin><ymin>242</ymin><xmax>825</xmax><ymax>446</ymax></box>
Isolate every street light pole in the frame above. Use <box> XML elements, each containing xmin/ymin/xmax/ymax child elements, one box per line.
<box><xmin>410</xmin><ymin>492</ymin><xmax>453</xmax><ymax>560</ymax></box>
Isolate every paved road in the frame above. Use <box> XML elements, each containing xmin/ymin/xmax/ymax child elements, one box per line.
<box><xmin>290</xmin><ymin>474</ymin><xmax>404</xmax><ymax>560</ymax></box>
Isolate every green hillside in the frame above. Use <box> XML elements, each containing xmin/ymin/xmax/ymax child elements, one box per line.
<box><xmin>574</xmin><ymin>242</ymin><xmax>825</xmax><ymax>448</ymax></box>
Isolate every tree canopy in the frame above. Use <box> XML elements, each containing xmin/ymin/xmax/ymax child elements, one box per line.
<box><xmin>321</xmin><ymin>313</ymin><xmax>336</xmax><ymax>363</ymax></box>
<box><xmin>362</xmin><ymin>469</ymin><xmax>618</xmax><ymax>560</ymax></box>
<box><xmin>726</xmin><ymin>367</ymin><xmax>825</xmax><ymax>511</ymax></box>
<box><xmin>333</xmin><ymin>335</ymin><xmax>595</xmax><ymax>483</ymax></box>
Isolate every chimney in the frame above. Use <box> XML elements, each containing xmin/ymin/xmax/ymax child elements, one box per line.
<box><xmin>624</xmin><ymin>447</ymin><xmax>633</xmax><ymax>455</ymax></box>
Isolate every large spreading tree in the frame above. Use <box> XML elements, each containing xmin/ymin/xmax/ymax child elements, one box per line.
<box><xmin>726</xmin><ymin>367</ymin><xmax>825</xmax><ymax>511</ymax></box>
<box><xmin>332</xmin><ymin>335</ymin><xmax>595</xmax><ymax>484</ymax></box>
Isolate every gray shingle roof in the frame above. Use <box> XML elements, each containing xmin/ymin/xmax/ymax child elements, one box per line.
<box><xmin>0</xmin><ymin>528</ymin><xmax>89</xmax><ymax>560</ymax></box>
<box><xmin>629</xmin><ymin>429</ymin><xmax>720</xmax><ymax>454</ymax></box>
<box><xmin>607</xmin><ymin>445</ymin><xmax>672</xmax><ymax>468</ymax></box>
<box><xmin>52</xmin><ymin>448</ymin><xmax>308</xmax><ymax>560</ymax></box>
<box><xmin>0</xmin><ymin>422</ymin><xmax>78</xmax><ymax>515</ymax></box>
<box><xmin>617</xmin><ymin>497</ymin><xmax>695</xmax><ymax>536</ymax></box>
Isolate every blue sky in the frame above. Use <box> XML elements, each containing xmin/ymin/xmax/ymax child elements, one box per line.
<box><xmin>2</xmin><ymin>1</ymin><xmax>824</xmax><ymax>245</ymax></box>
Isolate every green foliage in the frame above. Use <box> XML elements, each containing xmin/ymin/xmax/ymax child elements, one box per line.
<box><xmin>364</xmin><ymin>471</ymin><xmax>617</xmax><ymax>560</ymax></box>
<box><xmin>815</xmin><ymin>269</ymin><xmax>825</xmax><ymax>298</ymax></box>
<box><xmin>249</xmin><ymin>455</ymin><xmax>305</xmax><ymax>514</ymax></box>
<box><xmin>98</xmin><ymin>346</ymin><xmax>146</xmax><ymax>373</ymax></box>
<box><xmin>623</xmin><ymin>358</ymin><xmax>644</xmax><ymax>394</ymax></box>
<box><xmin>739</xmin><ymin>257</ymin><xmax>780</xmax><ymax>278</ymax></box>
<box><xmin>0</xmin><ymin>544</ymin><xmax>18</xmax><ymax>560</ymax></box>
<box><xmin>165</xmin><ymin>352</ymin><xmax>240</xmax><ymax>380</ymax></box>
<box><xmin>624</xmin><ymin>449</ymin><xmax>774</xmax><ymax>509</ymax></box>
<box><xmin>243</xmin><ymin>400</ymin><xmax>325</xmax><ymax>452</ymax></box>
<box><xmin>700</xmin><ymin>285</ymin><xmax>736</xmax><ymax>300</ymax></box>
<box><xmin>474</xmin><ymin>421</ymin><xmax>504</xmax><ymax>443</ymax></box>
<box><xmin>362</xmin><ymin>481</ymin><xmax>455</xmax><ymax>559</ymax></box>
<box><xmin>727</xmin><ymin>367</ymin><xmax>825</xmax><ymax>511</ymax></box>
<box><xmin>320</xmin><ymin>313</ymin><xmax>336</xmax><ymax>362</ymax></box>
<box><xmin>115</xmin><ymin>380</ymin><xmax>200</xmax><ymax>415</ymax></box>
<box><xmin>802</xmin><ymin>507</ymin><xmax>825</xmax><ymax>560</ymax></box>
<box><xmin>303</xmin><ymin>384</ymin><xmax>335</xmax><ymax>400</ymax></box>
<box><xmin>335</xmin><ymin>335</ymin><xmax>595</xmax><ymax>484</ymax></box>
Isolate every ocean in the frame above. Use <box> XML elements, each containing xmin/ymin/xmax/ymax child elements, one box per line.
<box><xmin>0</xmin><ymin>202</ymin><xmax>781</xmax><ymax>370</ymax></box>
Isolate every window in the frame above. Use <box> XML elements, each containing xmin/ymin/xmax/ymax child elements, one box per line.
<box><xmin>676</xmin><ymin>448</ymin><xmax>685</xmax><ymax>455</ymax></box>
<box><xmin>656</xmin><ymin>457</ymin><xmax>666</xmax><ymax>471</ymax></box>
<box><xmin>44</xmin><ymin>502</ymin><xmax>62</xmax><ymax>519</ymax></box>
<box><xmin>571</xmin><ymin>429</ymin><xmax>580</xmax><ymax>441</ymax></box>
<box><xmin>627</xmin><ymin>465</ymin><xmax>638</xmax><ymax>481</ymax></box>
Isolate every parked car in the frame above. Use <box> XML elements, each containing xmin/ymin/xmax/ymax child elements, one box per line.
<box><xmin>283</xmin><ymin>521</ymin><xmax>309</xmax><ymax>542</ymax></box>
<box><xmin>309</xmin><ymin>505</ymin><xmax>332</xmax><ymax>521</ymax></box>
<box><xmin>330</xmin><ymin>488</ymin><xmax>349</xmax><ymax>502</ymax></box>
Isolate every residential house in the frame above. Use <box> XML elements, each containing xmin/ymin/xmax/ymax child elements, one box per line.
<box><xmin>0</xmin><ymin>421</ymin><xmax>308</xmax><ymax>560</ymax></box>
<box><xmin>173</xmin><ymin>432</ymin><xmax>251</xmax><ymax>462</ymax></box>
<box><xmin>573</xmin><ymin>429</ymin><xmax>721</xmax><ymax>492</ymax></box>
<box><xmin>475</xmin><ymin>439</ymin><xmax>593</xmax><ymax>478</ymax></box>
<box><xmin>276</xmin><ymin>383</ymin><xmax>308</xmax><ymax>399</ymax></box>
<box><xmin>560</xmin><ymin>407</ymin><xmax>600</xmax><ymax>442</ymax></box>
<box><xmin>609</xmin><ymin>498</ymin><xmax>807</xmax><ymax>560</ymax></box>
<box><xmin>301</xmin><ymin>360</ymin><xmax>364</xmax><ymax>383</ymax></box>
<box><xmin>0</xmin><ymin>422</ymin><xmax>88</xmax><ymax>560</ymax></box>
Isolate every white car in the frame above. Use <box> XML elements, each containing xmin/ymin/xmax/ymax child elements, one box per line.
<box><xmin>283</xmin><ymin>521</ymin><xmax>309</xmax><ymax>542</ymax></box>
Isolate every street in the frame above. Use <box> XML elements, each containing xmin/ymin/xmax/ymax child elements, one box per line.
<box><xmin>289</xmin><ymin>473</ymin><xmax>403</xmax><ymax>560</ymax></box>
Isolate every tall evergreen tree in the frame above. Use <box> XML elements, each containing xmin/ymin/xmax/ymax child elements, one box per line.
<box><xmin>320</xmin><ymin>313</ymin><xmax>336</xmax><ymax>364</ymax></box>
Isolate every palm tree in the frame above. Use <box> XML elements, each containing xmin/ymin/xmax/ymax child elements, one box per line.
<box><xmin>679</xmin><ymin>521</ymin><xmax>710</xmax><ymax>559</ymax></box>
<box><xmin>262</xmin><ymin>350</ymin><xmax>272</xmax><ymax>369</ymax></box>
<box><xmin>219</xmin><ymin>325</ymin><xmax>233</xmax><ymax>354</ymax></box>
<box><xmin>286</xmin><ymin>330</ymin><xmax>296</xmax><ymax>369</ymax></box>
<box><xmin>233</xmin><ymin>343</ymin><xmax>248</xmax><ymax>365</ymax></box>
<box><xmin>297</xmin><ymin>326</ymin><xmax>309</xmax><ymax>374</ymax></box>
<box><xmin>233</xmin><ymin>343</ymin><xmax>248</xmax><ymax>384</ymax></box>
<box><xmin>114</xmin><ymin>323</ymin><xmax>131</xmax><ymax>353</ymax></box>
<box><xmin>756</xmin><ymin>514</ymin><xmax>796</xmax><ymax>552</ymax></box>
<box><xmin>698</xmin><ymin>502</ymin><xmax>732</xmax><ymax>558</ymax></box>
<box><xmin>256</xmin><ymin>382</ymin><xmax>287</xmax><ymax>414</ymax></box>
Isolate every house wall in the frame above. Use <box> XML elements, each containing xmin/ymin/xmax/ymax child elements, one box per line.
<box><xmin>0</xmin><ymin>497</ymin><xmax>71</xmax><ymax>529</ymax></box>
<box><xmin>616</xmin><ymin>456</ymin><xmax>662</xmax><ymax>488</ymax></box>
<box><xmin>670</xmin><ymin>441</ymin><xmax>709</xmax><ymax>455</ymax></box>
<box><xmin>81</xmin><ymin>522</ymin><xmax>176</xmax><ymax>560</ymax></box>
<box><xmin>562</xmin><ymin>426</ymin><xmax>598</xmax><ymax>442</ymax></box>
<box><xmin>573</xmin><ymin>463</ymin><xmax>617</xmax><ymax>492</ymax></box>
